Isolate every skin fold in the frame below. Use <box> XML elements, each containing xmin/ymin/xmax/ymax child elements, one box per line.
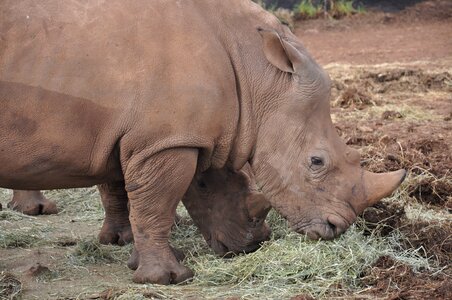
<box><xmin>0</xmin><ymin>0</ymin><xmax>405</xmax><ymax>284</ymax></box>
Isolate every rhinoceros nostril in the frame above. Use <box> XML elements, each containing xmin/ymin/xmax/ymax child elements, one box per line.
<box><xmin>38</xmin><ymin>204</ymin><xmax>44</xmax><ymax>215</ymax></box>
<box><xmin>327</xmin><ymin>220</ymin><xmax>336</xmax><ymax>233</ymax></box>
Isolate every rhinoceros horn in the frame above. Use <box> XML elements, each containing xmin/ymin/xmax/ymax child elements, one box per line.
<box><xmin>363</xmin><ymin>169</ymin><xmax>406</xmax><ymax>207</ymax></box>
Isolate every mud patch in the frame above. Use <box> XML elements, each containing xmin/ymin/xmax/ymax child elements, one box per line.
<box><xmin>360</xmin><ymin>202</ymin><xmax>451</xmax><ymax>267</ymax></box>
<box><xmin>360</xmin><ymin>256</ymin><xmax>452</xmax><ymax>300</ymax></box>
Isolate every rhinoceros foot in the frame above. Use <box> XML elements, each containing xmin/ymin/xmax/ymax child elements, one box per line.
<box><xmin>132</xmin><ymin>253</ymin><xmax>193</xmax><ymax>285</ymax></box>
<box><xmin>127</xmin><ymin>245</ymin><xmax>185</xmax><ymax>271</ymax></box>
<box><xmin>129</xmin><ymin>245</ymin><xmax>192</xmax><ymax>284</ymax></box>
<box><xmin>98</xmin><ymin>221</ymin><xmax>133</xmax><ymax>246</ymax></box>
<box><xmin>8</xmin><ymin>190</ymin><xmax>58</xmax><ymax>215</ymax></box>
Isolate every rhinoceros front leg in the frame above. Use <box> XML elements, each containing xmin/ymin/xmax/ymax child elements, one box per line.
<box><xmin>127</xmin><ymin>244</ymin><xmax>186</xmax><ymax>271</ymax></box>
<box><xmin>97</xmin><ymin>181</ymin><xmax>133</xmax><ymax>246</ymax></box>
<box><xmin>123</xmin><ymin>147</ymin><xmax>197</xmax><ymax>284</ymax></box>
<box><xmin>8</xmin><ymin>190</ymin><xmax>58</xmax><ymax>215</ymax></box>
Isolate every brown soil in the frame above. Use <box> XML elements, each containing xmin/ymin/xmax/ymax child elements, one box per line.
<box><xmin>399</xmin><ymin>221</ymin><xmax>452</xmax><ymax>268</ymax></box>
<box><xmin>338</xmin><ymin>119</ymin><xmax>452</xmax><ymax>205</ymax></box>
<box><xmin>361</xmin><ymin>203</ymin><xmax>451</xmax><ymax>268</ymax></box>
<box><xmin>362</xmin><ymin>204</ymin><xmax>452</xmax><ymax>266</ymax></box>
<box><xmin>295</xmin><ymin>0</ymin><xmax>452</xmax><ymax>65</ymax></box>
<box><xmin>293</xmin><ymin>2</ymin><xmax>452</xmax><ymax>298</ymax></box>
<box><xmin>329</xmin><ymin>64</ymin><xmax>452</xmax><ymax>208</ymax></box>
<box><xmin>360</xmin><ymin>256</ymin><xmax>452</xmax><ymax>300</ymax></box>
<box><xmin>361</xmin><ymin>202</ymin><xmax>405</xmax><ymax>236</ymax></box>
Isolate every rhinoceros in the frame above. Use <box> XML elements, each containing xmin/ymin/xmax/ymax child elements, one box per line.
<box><xmin>7</xmin><ymin>190</ymin><xmax>58</xmax><ymax>215</ymax></box>
<box><xmin>7</xmin><ymin>165</ymin><xmax>271</xmax><ymax>254</ymax></box>
<box><xmin>0</xmin><ymin>0</ymin><xmax>405</xmax><ymax>284</ymax></box>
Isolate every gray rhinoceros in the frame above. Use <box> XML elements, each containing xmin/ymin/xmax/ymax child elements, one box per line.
<box><xmin>0</xmin><ymin>0</ymin><xmax>405</xmax><ymax>284</ymax></box>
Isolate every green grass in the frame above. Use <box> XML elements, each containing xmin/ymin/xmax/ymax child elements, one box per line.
<box><xmin>295</xmin><ymin>0</ymin><xmax>322</xmax><ymax>19</ymax></box>
<box><xmin>331</xmin><ymin>0</ymin><xmax>364</xmax><ymax>18</ymax></box>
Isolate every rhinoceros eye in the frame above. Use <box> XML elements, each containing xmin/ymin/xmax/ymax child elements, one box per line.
<box><xmin>310</xmin><ymin>156</ymin><xmax>324</xmax><ymax>169</ymax></box>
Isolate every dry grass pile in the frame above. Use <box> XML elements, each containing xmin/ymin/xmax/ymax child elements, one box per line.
<box><xmin>0</xmin><ymin>272</ymin><xmax>22</xmax><ymax>300</ymax></box>
<box><xmin>92</xmin><ymin>211</ymin><xmax>432</xmax><ymax>299</ymax></box>
<box><xmin>67</xmin><ymin>238</ymin><xmax>131</xmax><ymax>266</ymax></box>
<box><xmin>333</xmin><ymin>87</ymin><xmax>374</xmax><ymax>110</ymax></box>
<box><xmin>0</xmin><ymin>227</ymin><xmax>44</xmax><ymax>249</ymax></box>
<box><xmin>329</xmin><ymin>66</ymin><xmax>452</xmax><ymax>95</ymax></box>
<box><xmin>44</xmin><ymin>188</ymin><xmax>104</xmax><ymax>221</ymax></box>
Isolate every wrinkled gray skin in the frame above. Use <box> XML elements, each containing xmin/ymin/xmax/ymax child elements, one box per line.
<box><xmin>0</xmin><ymin>0</ymin><xmax>405</xmax><ymax>284</ymax></box>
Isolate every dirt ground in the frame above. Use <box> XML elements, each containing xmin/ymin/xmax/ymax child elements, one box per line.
<box><xmin>1</xmin><ymin>1</ymin><xmax>451</xmax><ymax>299</ymax></box>
<box><xmin>294</xmin><ymin>0</ymin><xmax>452</xmax><ymax>298</ymax></box>
<box><xmin>296</xmin><ymin>0</ymin><xmax>452</xmax><ymax>65</ymax></box>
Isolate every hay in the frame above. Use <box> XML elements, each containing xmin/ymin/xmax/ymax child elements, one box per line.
<box><xmin>67</xmin><ymin>237</ymin><xmax>132</xmax><ymax>265</ymax></box>
<box><xmin>0</xmin><ymin>272</ymin><xmax>22</xmax><ymax>300</ymax></box>
<box><xmin>99</xmin><ymin>211</ymin><xmax>432</xmax><ymax>300</ymax></box>
<box><xmin>44</xmin><ymin>187</ymin><xmax>104</xmax><ymax>221</ymax></box>
<box><xmin>0</xmin><ymin>184</ymin><xmax>441</xmax><ymax>299</ymax></box>
<box><xmin>0</xmin><ymin>227</ymin><xmax>43</xmax><ymax>249</ymax></box>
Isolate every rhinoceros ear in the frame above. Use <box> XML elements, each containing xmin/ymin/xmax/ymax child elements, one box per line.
<box><xmin>257</xmin><ymin>28</ymin><xmax>304</xmax><ymax>74</ymax></box>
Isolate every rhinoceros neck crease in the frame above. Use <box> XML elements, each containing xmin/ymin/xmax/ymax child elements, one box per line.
<box><xmin>218</xmin><ymin>36</ymin><xmax>291</xmax><ymax>171</ymax></box>
<box><xmin>197</xmin><ymin>0</ymin><xmax>293</xmax><ymax>170</ymax></box>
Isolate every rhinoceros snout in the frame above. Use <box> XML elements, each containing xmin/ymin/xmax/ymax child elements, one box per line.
<box><xmin>294</xmin><ymin>214</ymin><xmax>353</xmax><ymax>240</ymax></box>
<box><xmin>209</xmin><ymin>225</ymin><xmax>271</xmax><ymax>256</ymax></box>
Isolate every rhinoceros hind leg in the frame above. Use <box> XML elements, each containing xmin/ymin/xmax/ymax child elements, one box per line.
<box><xmin>97</xmin><ymin>182</ymin><xmax>133</xmax><ymax>246</ymax></box>
<box><xmin>8</xmin><ymin>190</ymin><xmax>58</xmax><ymax>215</ymax></box>
<box><xmin>98</xmin><ymin>222</ymin><xmax>133</xmax><ymax>246</ymax></box>
<box><xmin>124</xmin><ymin>148</ymin><xmax>197</xmax><ymax>284</ymax></box>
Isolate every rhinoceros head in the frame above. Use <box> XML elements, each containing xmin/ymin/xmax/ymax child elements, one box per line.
<box><xmin>249</xmin><ymin>28</ymin><xmax>406</xmax><ymax>240</ymax></box>
<box><xmin>182</xmin><ymin>166</ymin><xmax>271</xmax><ymax>255</ymax></box>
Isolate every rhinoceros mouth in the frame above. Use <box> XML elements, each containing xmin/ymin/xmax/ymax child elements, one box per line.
<box><xmin>207</xmin><ymin>234</ymin><xmax>268</xmax><ymax>257</ymax></box>
<box><xmin>291</xmin><ymin>217</ymin><xmax>350</xmax><ymax>240</ymax></box>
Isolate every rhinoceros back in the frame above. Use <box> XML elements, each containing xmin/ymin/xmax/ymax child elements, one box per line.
<box><xmin>0</xmin><ymin>0</ymin><xmax>244</xmax><ymax>188</ymax></box>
